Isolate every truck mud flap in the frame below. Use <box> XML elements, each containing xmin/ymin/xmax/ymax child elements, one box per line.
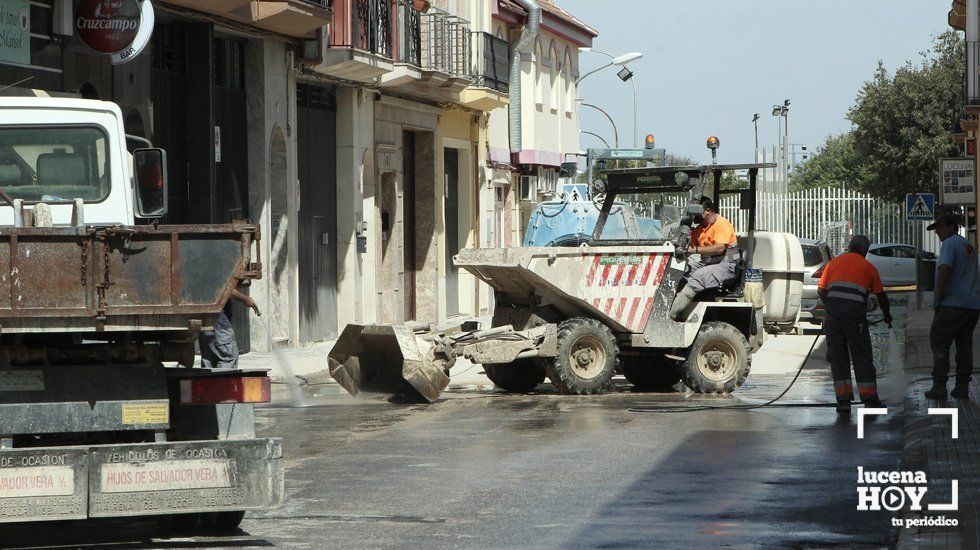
<box><xmin>89</xmin><ymin>439</ymin><xmax>283</xmax><ymax>518</ymax></box>
<box><xmin>0</xmin><ymin>448</ymin><xmax>88</xmax><ymax>523</ymax></box>
<box><xmin>0</xmin><ymin>439</ymin><xmax>283</xmax><ymax>523</ymax></box>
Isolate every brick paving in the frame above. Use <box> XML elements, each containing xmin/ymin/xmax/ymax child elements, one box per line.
<box><xmin>898</xmin><ymin>302</ymin><xmax>980</xmax><ymax>549</ymax></box>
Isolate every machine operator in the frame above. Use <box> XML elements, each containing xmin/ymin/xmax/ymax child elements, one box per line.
<box><xmin>670</xmin><ymin>196</ymin><xmax>740</xmax><ymax>321</ymax></box>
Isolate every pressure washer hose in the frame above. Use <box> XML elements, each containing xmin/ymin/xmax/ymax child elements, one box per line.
<box><xmin>629</xmin><ymin>319</ymin><xmax>890</xmax><ymax>414</ymax></box>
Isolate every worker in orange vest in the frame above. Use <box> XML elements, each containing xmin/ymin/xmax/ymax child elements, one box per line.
<box><xmin>670</xmin><ymin>196</ymin><xmax>740</xmax><ymax>321</ymax></box>
<box><xmin>818</xmin><ymin>235</ymin><xmax>892</xmax><ymax>414</ymax></box>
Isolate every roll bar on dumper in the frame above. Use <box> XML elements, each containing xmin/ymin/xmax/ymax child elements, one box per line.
<box><xmin>328</xmin><ymin>162</ymin><xmax>781</xmax><ymax>402</ymax></box>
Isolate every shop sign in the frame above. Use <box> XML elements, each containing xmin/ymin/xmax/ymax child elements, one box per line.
<box><xmin>939</xmin><ymin>157</ymin><xmax>976</xmax><ymax>206</ymax></box>
<box><xmin>0</xmin><ymin>0</ymin><xmax>30</xmax><ymax>65</ymax></box>
<box><xmin>76</xmin><ymin>0</ymin><xmax>155</xmax><ymax>65</ymax></box>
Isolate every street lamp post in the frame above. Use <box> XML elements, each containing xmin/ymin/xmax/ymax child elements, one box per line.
<box><xmin>580</xmin><ymin>130</ymin><xmax>610</xmax><ymax>148</ymax></box>
<box><xmin>771</xmin><ymin>100</ymin><xmax>790</xmax><ymax>193</ymax></box>
<box><xmin>580</xmin><ymin>48</ymin><xmax>644</xmax><ymax>148</ymax></box>
<box><xmin>581</xmin><ymin>102</ymin><xmax>619</xmax><ymax>148</ymax></box>
<box><xmin>752</xmin><ymin>113</ymin><xmax>760</xmax><ymax>161</ymax></box>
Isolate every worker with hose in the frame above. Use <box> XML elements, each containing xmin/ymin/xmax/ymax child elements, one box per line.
<box><xmin>670</xmin><ymin>196</ymin><xmax>740</xmax><ymax>321</ymax></box>
<box><xmin>817</xmin><ymin>235</ymin><xmax>891</xmax><ymax>414</ymax></box>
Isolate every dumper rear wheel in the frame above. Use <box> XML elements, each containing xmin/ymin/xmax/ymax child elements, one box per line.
<box><xmin>547</xmin><ymin>318</ymin><xmax>618</xmax><ymax>395</ymax></box>
<box><xmin>681</xmin><ymin>322</ymin><xmax>751</xmax><ymax>394</ymax></box>
<box><xmin>484</xmin><ymin>360</ymin><xmax>547</xmax><ymax>392</ymax></box>
<box><xmin>621</xmin><ymin>355</ymin><xmax>682</xmax><ymax>391</ymax></box>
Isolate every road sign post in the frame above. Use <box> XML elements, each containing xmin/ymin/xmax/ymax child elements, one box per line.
<box><xmin>906</xmin><ymin>193</ymin><xmax>935</xmax><ymax>310</ymax></box>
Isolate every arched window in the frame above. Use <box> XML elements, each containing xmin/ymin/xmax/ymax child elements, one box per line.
<box><xmin>549</xmin><ymin>42</ymin><xmax>560</xmax><ymax>111</ymax></box>
<box><xmin>533</xmin><ymin>39</ymin><xmax>544</xmax><ymax>106</ymax></box>
<box><xmin>563</xmin><ymin>47</ymin><xmax>575</xmax><ymax>116</ymax></box>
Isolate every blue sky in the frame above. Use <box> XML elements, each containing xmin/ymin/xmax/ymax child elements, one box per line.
<box><xmin>561</xmin><ymin>0</ymin><xmax>951</xmax><ymax>164</ymax></box>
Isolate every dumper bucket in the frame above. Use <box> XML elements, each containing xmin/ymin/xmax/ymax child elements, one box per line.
<box><xmin>327</xmin><ymin>324</ymin><xmax>455</xmax><ymax>402</ymax></box>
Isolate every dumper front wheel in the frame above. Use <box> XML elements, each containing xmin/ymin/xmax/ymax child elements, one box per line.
<box><xmin>621</xmin><ymin>355</ymin><xmax>682</xmax><ymax>391</ymax></box>
<box><xmin>681</xmin><ymin>322</ymin><xmax>750</xmax><ymax>394</ymax></box>
<box><xmin>547</xmin><ymin>318</ymin><xmax>618</xmax><ymax>395</ymax></box>
<box><xmin>484</xmin><ymin>360</ymin><xmax>547</xmax><ymax>392</ymax></box>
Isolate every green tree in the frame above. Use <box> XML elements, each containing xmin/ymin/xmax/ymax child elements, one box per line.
<box><xmin>796</xmin><ymin>31</ymin><xmax>964</xmax><ymax>201</ymax></box>
<box><xmin>792</xmin><ymin>133</ymin><xmax>871</xmax><ymax>191</ymax></box>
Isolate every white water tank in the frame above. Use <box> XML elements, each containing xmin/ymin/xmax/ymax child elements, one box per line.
<box><xmin>741</xmin><ymin>231</ymin><xmax>805</xmax><ymax>326</ymax></box>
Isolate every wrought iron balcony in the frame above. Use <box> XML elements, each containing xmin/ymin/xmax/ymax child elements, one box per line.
<box><xmin>420</xmin><ymin>7</ymin><xmax>471</xmax><ymax>79</ymax></box>
<box><xmin>471</xmin><ymin>31</ymin><xmax>509</xmax><ymax>93</ymax></box>
<box><xmin>330</xmin><ymin>0</ymin><xmax>392</xmax><ymax>57</ymax></box>
<box><xmin>394</xmin><ymin>1</ymin><xmax>422</xmax><ymax>66</ymax></box>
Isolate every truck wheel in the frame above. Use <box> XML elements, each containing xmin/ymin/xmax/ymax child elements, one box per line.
<box><xmin>484</xmin><ymin>360</ymin><xmax>546</xmax><ymax>392</ymax></box>
<box><xmin>167</xmin><ymin>513</ymin><xmax>200</xmax><ymax>532</ymax></box>
<box><xmin>621</xmin><ymin>355</ymin><xmax>682</xmax><ymax>391</ymax></box>
<box><xmin>681</xmin><ymin>322</ymin><xmax>751</xmax><ymax>394</ymax></box>
<box><xmin>213</xmin><ymin>510</ymin><xmax>246</xmax><ymax>531</ymax></box>
<box><xmin>546</xmin><ymin>318</ymin><xmax>618</xmax><ymax>395</ymax></box>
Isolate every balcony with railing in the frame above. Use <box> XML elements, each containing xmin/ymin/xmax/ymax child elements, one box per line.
<box><xmin>322</xmin><ymin>0</ymin><xmax>394</xmax><ymax>82</ymax></box>
<box><xmin>378</xmin><ymin>5</ymin><xmax>473</xmax><ymax>97</ymax></box>
<box><xmin>471</xmin><ymin>32</ymin><xmax>509</xmax><ymax>93</ymax></box>
<box><xmin>460</xmin><ymin>31</ymin><xmax>510</xmax><ymax>111</ymax></box>
<box><xmin>163</xmin><ymin>0</ymin><xmax>331</xmax><ymax>38</ymax></box>
<box><xmin>419</xmin><ymin>7</ymin><xmax>472</xmax><ymax>89</ymax></box>
<box><xmin>380</xmin><ymin>1</ymin><xmax>423</xmax><ymax>87</ymax></box>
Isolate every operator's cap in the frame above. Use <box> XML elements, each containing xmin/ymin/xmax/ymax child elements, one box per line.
<box><xmin>926</xmin><ymin>214</ymin><xmax>961</xmax><ymax>231</ymax></box>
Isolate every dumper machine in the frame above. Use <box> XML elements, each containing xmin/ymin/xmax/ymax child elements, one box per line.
<box><xmin>329</xmin><ymin>157</ymin><xmax>804</xmax><ymax>402</ymax></box>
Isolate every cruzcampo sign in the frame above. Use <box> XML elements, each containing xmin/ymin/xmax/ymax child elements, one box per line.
<box><xmin>76</xmin><ymin>0</ymin><xmax>155</xmax><ymax>65</ymax></box>
<box><xmin>0</xmin><ymin>0</ymin><xmax>30</xmax><ymax>65</ymax></box>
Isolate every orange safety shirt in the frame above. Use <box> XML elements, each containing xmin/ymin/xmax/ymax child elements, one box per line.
<box><xmin>691</xmin><ymin>214</ymin><xmax>737</xmax><ymax>248</ymax></box>
<box><xmin>817</xmin><ymin>252</ymin><xmax>884</xmax><ymax>303</ymax></box>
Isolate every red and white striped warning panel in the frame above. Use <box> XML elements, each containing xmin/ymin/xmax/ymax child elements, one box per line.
<box><xmin>581</xmin><ymin>253</ymin><xmax>671</xmax><ymax>332</ymax></box>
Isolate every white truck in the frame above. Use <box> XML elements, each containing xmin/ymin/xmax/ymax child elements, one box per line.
<box><xmin>0</xmin><ymin>97</ymin><xmax>282</xmax><ymax>530</ymax></box>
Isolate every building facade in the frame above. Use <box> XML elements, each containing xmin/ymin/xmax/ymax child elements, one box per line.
<box><xmin>0</xmin><ymin>0</ymin><xmax>597</xmax><ymax>351</ymax></box>
<box><xmin>485</xmin><ymin>0</ymin><xmax>595</xmax><ymax>249</ymax></box>
<box><xmin>948</xmin><ymin>0</ymin><xmax>980</xmax><ymax>248</ymax></box>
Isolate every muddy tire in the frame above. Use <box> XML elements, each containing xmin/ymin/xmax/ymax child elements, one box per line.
<box><xmin>546</xmin><ymin>318</ymin><xmax>618</xmax><ymax>395</ymax></box>
<box><xmin>166</xmin><ymin>513</ymin><xmax>200</xmax><ymax>532</ymax></box>
<box><xmin>484</xmin><ymin>360</ymin><xmax>547</xmax><ymax>392</ymax></box>
<box><xmin>681</xmin><ymin>321</ymin><xmax>751</xmax><ymax>394</ymax></box>
<box><xmin>213</xmin><ymin>511</ymin><xmax>246</xmax><ymax>531</ymax></box>
<box><xmin>621</xmin><ymin>355</ymin><xmax>682</xmax><ymax>391</ymax></box>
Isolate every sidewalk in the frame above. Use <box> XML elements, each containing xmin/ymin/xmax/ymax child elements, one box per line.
<box><xmin>898</xmin><ymin>299</ymin><xmax>980</xmax><ymax>549</ymax></box>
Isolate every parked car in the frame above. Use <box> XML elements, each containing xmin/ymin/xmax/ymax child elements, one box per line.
<box><xmin>800</xmin><ymin>239</ymin><xmax>834</xmax><ymax>324</ymax></box>
<box><xmin>866</xmin><ymin>243</ymin><xmax>935</xmax><ymax>287</ymax></box>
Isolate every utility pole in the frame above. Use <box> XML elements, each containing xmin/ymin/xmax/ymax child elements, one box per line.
<box><xmin>752</xmin><ymin>113</ymin><xmax>760</xmax><ymax>161</ymax></box>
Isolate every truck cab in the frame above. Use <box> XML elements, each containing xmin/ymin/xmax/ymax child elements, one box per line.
<box><xmin>0</xmin><ymin>97</ymin><xmax>165</xmax><ymax>227</ymax></box>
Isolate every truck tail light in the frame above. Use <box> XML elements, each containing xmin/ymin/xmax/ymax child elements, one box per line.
<box><xmin>179</xmin><ymin>376</ymin><xmax>271</xmax><ymax>404</ymax></box>
<box><xmin>813</xmin><ymin>265</ymin><xmax>826</xmax><ymax>279</ymax></box>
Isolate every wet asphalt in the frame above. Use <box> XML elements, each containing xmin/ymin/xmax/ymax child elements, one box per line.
<box><xmin>239</xmin><ymin>366</ymin><xmax>902</xmax><ymax>549</ymax></box>
<box><xmin>1</xmin><ymin>312</ymin><xmax>908</xmax><ymax>549</ymax></box>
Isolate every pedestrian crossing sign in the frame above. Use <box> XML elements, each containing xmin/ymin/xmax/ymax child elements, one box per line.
<box><xmin>905</xmin><ymin>193</ymin><xmax>935</xmax><ymax>221</ymax></box>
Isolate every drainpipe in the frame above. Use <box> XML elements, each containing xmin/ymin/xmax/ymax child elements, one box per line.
<box><xmin>509</xmin><ymin>0</ymin><xmax>540</xmax><ymax>157</ymax></box>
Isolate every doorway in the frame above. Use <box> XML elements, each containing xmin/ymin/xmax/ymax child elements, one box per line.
<box><xmin>444</xmin><ymin>148</ymin><xmax>460</xmax><ymax>318</ymax></box>
<box><xmin>403</xmin><ymin>131</ymin><xmax>417</xmax><ymax>321</ymax></box>
<box><xmin>297</xmin><ymin>84</ymin><xmax>339</xmax><ymax>343</ymax></box>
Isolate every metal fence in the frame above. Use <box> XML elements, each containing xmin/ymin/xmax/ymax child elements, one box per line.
<box><xmin>719</xmin><ymin>187</ymin><xmax>942</xmax><ymax>254</ymax></box>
